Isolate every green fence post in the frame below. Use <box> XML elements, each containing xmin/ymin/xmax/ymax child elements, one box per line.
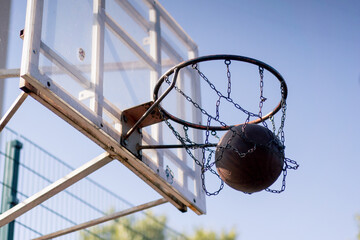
<box><xmin>0</xmin><ymin>140</ymin><xmax>23</xmax><ymax>240</ymax></box>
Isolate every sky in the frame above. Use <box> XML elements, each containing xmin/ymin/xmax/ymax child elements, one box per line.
<box><xmin>1</xmin><ymin>0</ymin><xmax>360</xmax><ymax>239</ymax></box>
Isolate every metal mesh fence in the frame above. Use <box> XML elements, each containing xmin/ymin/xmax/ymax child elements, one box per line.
<box><xmin>0</xmin><ymin>127</ymin><xmax>186</xmax><ymax>239</ymax></box>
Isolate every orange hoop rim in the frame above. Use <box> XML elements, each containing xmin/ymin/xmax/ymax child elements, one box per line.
<box><xmin>153</xmin><ymin>54</ymin><xmax>288</xmax><ymax>131</ymax></box>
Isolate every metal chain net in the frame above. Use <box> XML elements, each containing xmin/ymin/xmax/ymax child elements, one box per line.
<box><xmin>160</xmin><ymin>60</ymin><xmax>298</xmax><ymax>196</ymax></box>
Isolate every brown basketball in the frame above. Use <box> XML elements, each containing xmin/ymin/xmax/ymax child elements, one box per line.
<box><xmin>215</xmin><ymin>124</ymin><xmax>284</xmax><ymax>193</ymax></box>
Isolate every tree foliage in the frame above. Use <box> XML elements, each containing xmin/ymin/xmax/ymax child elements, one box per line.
<box><xmin>189</xmin><ymin>227</ymin><xmax>237</xmax><ymax>240</ymax></box>
<box><xmin>80</xmin><ymin>212</ymin><xmax>167</xmax><ymax>240</ymax></box>
<box><xmin>357</xmin><ymin>214</ymin><xmax>360</xmax><ymax>240</ymax></box>
<box><xmin>80</xmin><ymin>211</ymin><xmax>237</xmax><ymax>240</ymax></box>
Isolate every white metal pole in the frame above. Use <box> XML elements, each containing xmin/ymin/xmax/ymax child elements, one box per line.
<box><xmin>188</xmin><ymin>48</ymin><xmax>206</xmax><ymax>205</ymax></box>
<box><xmin>90</xmin><ymin>0</ymin><xmax>105</xmax><ymax>117</ymax></box>
<box><xmin>0</xmin><ymin>0</ymin><xmax>12</xmax><ymax>117</ymax></box>
<box><xmin>32</xmin><ymin>198</ymin><xmax>168</xmax><ymax>240</ymax></box>
<box><xmin>0</xmin><ymin>92</ymin><xmax>27</xmax><ymax>132</ymax></box>
<box><xmin>149</xmin><ymin>4</ymin><xmax>163</xmax><ymax>167</ymax></box>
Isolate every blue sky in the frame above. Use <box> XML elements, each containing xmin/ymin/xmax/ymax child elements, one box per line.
<box><xmin>1</xmin><ymin>0</ymin><xmax>360</xmax><ymax>239</ymax></box>
<box><xmin>156</xmin><ymin>1</ymin><xmax>360</xmax><ymax>239</ymax></box>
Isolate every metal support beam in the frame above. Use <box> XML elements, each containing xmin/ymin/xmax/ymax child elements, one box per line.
<box><xmin>0</xmin><ymin>140</ymin><xmax>23</xmax><ymax>240</ymax></box>
<box><xmin>0</xmin><ymin>152</ymin><xmax>114</xmax><ymax>227</ymax></box>
<box><xmin>149</xmin><ymin>3</ymin><xmax>163</xmax><ymax>172</ymax></box>
<box><xmin>90</xmin><ymin>0</ymin><xmax>105</xmax><ymax>116</ymax></box>
<box><xmin>0</xmin><ymin>92</ymin><xmax>28</xmax><ymax>133</ymax></box>
<box><xmin>139</xmin><ymin>143</ymin><xmax>217</xmax><ymax>150</ymax></box>
<box><xmin>0</xmin><ymin>0</ymin><xmax>11</xmax><ymax>107</ymax></box>
<box><xmin>0</xmin><ymin>69</ymin><xmax>20</xmax><ymax>79</ymax></box>
<box><xmin>0</xmin><ymin>0</ymin><xmax>12</xmax><ymax>119</ymax></box>
<box><xmin>104</xmin><ymin>13</ymin><xmax>157</xmax><ymax>71</ymax></box>
<box><xmin>143</xmin><ymin>0</ymin><xmax>197</xmax><ymax>51</ymax></box>
<box><xmin>32</xmin><ymin>198</ymin><xmax>168</xmax><ymax>240</ymax></box>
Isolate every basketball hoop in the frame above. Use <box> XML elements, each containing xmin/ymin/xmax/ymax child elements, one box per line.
<box><xmin>126</xmin><ymin>54</ymin><xmax>298</xmax><ymax>196</ymax></box>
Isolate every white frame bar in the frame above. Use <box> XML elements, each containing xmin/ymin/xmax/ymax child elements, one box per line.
<box><xmin>105</xmin><ymin>13</ymin><xmax>158</xmax><ymax>71</ymax></box>
<box><xmin>143</xmin><ymin>0</ymin><xmax>197</xmax><ymax>51</ymax></box>
<box><xmin>40</xmin><ymin>42</ymin><xmax>92</xmax><ymax>89</ymax></box>
<box><xmin>0</xmin><ymin>152</ymin><xmax>114</xmax><ymax>227</ymax></box>
<box><xmin>0</xmin><ymin>69</ymin><xmax>20</xmax><ymax>79</ymax></box>
<box><xmin>90</xmin><ymin>0</ymin><xmax>105</xmax><ymax>116</ymax></box>
<box><xmin>188</xmin><ymin>49</ymin><xmax>205</xmax><ymax>204</ymax></box>
<box><xmin>149</xmin><ymin>4</ymin><xmax>163</xmax><ymax>173</ymax></box>
<box><xmin>0</xmin><ymin>0</ymin><xmax>12</xmax><ymax>118</ymax></box>
<box><xmin>0</xmin><ymin>92</ymin><xmax>28</xmax><ymax>132</ymax></box>
<box><xmin>32</xmin><ymin>198</ymin><xmax>168</xmax><ymax>240</ymax></box>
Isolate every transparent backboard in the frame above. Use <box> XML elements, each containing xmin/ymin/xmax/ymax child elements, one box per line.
<box><xmin>20</xmin><ymin>0</ymin><xmax>205</xmax><ymax>214</ymax></box>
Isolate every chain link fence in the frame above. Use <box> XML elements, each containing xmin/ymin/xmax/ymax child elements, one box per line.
<box><xmin>0</xmin><ymin>127</ymin><xmax>186</xmax><ymax>239</ymax></box>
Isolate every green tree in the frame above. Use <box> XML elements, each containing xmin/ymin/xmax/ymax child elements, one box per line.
<box><xmin>80</xmin><ymin>211</ymin><xmax>237</xmax><ymax>240</ymax></box>
<box><xmin>80</xmin><ymin>212</ymin><xmax>168</xmax><ymax>240</ymax></box>
<box><xmin>189</xmin><ymin>227</ymin><xmax>237</xmax><ymax>240</ymax></box>
<box><xmin>357</xmin><ymin>214</ymin><xmax>360</xmax><ymax>240</ymax></box>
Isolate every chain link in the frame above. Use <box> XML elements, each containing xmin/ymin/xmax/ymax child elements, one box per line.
<box><xmin>211</xmin><ymin>130</ymin><xmax>220</xmax><ymax>140</ymax></box>
<box><xmin>265</xmin><ymin>158</ymin><xmax>299</xmax><ymax>193</ymax></box>
<box><xmin>258</xmin><ymin>66</ymin><xmax>270</xmax><ymax>129</ymax></box>
<box><xmin>269</xmin><ymin>115</ymin><xmax>276</xmax><ymax>135</ymax></box>
<box><xmin>258</xmin><ymin>67</ymin><xmax>266</xmax><ymax>118</ymax></box>
<box><xmin>278</xmin><ymin>85</ymin><xmax>287</xmax><ymax>145</ymax></box>
<box><xmin>225</xmin><ymin>59</ymin><xmax>231</xmax><ymax>98</ymax></box>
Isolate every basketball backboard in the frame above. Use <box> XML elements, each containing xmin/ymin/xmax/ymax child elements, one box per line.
<box><xmin>20</xmin><ymin>0</ymin><xmax>205</xmax><ymax>214</ymax></box>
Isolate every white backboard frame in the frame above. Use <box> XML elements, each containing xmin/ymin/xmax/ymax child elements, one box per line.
<box><xmin>19</xmin><ymin>0</ymin><xmax>205</xmax><ymax>215</ymax></box>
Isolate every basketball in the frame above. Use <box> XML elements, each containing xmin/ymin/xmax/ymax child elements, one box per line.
<box><xmin>215</xmin><ymin>124</ymin><xmax>284</xmax><ymax>193</ymax></box>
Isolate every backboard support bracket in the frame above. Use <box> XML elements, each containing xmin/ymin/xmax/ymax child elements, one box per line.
<box><xmin>121</xmin><ymin>101</ymin><xmax>165</xmax><ymax>158</ymax></box>
<box><xmin>120</xmin><ymin>111</ymin><xmax>142</xmax><ymax>159</ymax></box>
<box><xmin>122</xmin><ymin>101</ymin><xmax>164</xmax><ymax>129</ymax></box>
